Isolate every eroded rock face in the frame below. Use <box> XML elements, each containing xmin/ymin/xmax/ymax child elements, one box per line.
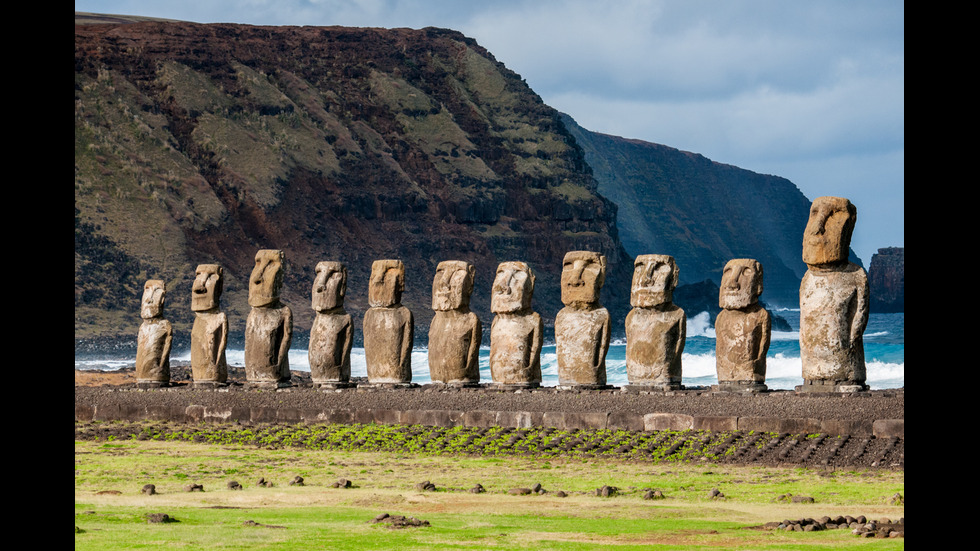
<box><xmin>625</xmin><ymin>255</ymin><xmax>685</xmax><ymax>389</ymax></box>
<box><xmin>135</xmin><ymin>279</ymin><xmax>172</xmax><ymax>386</ymax></box>
<box><xmin>363</xmin><ymin>260</ymin><xmax>414</xmax><ymax>384</ymax></box>
<box><xmin>715</xmin><ymin>259</ymin><xmax>770</xmax><ymax>390</ymax></box>
<box><xmin>489</xmin><ymin>261</ymin><xmax>543</xmax><ymax>387</ymax></box>
<box><xmin>428</xmin><ymin>261</ymin><xmax>482</xmax><ymax>385</ymax></box>
<box><xmin>799</xmin><ymin>197</ymin><xmax>869</xmax><ymax>391</ymax></box>
<box><xmin>556</xmin><ymin>251</ymin><xmax>610</xmax><ymax>388</ymax></box>
<box><xmin>244</xmin><ymin>250</ymin><xmax>292</xmax><ymax>386</ymax></box>
<box><xmin>190</xmin><ymin>264</ymin><xmax>228</xmax><ymax>385</ymax></box>
<box><xmin>309</xmin><ymin>261</ymin><xmax>353</xmax><ymax>387</ymax></box>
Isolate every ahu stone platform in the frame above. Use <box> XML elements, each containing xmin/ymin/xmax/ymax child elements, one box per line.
<box><xmin>74</xmin><ymin>384</ymin><xmax>904</xmax><ymax>439</ymax></box>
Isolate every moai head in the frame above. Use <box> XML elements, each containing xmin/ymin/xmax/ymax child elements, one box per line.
<box><xmin>560</xmin><ymin>251</ymin><xmax>606</xmax><ymax>306</ymax></box>
<box><xmin>630</xmin><ymin>254</ymin><xmax>678</xmax><ymax>308</ymax></box>
<box><xmin>369</xmin><ymin>259</ymin><xmax>405</xmax><ymax>307</ymax></box>
<box><xmin>312</xmin><ymin>261</ymin><xmax>347</xmax><ymax>313</ymax></box>
<box><xmin>719</xmin><ymin>258</ymin><xmax>764</xmax><ymax>310</ymax></box>
<box><xmin>432</xmin><ymin>260</ymin><xmax>475</xmax><ymax>311</ymax></box>
<box><xmin>803</xmin><ymin>196</ymin><xmax>857</xmax><ymax>267</ymax></box>
<box><xmin>248</xmin><ymin>249</ymin><xmax>285</xmax><ymax>308</ymax></box>
<box><xmin>140</xmin><ymin>280</ymin><xmax>166</xmax><ymax>319</ymax></box>
<box><xmin>191</xmin><ymin>264</ymin><xmax>223</xmax><ymax>312</ymax></box>
<box><xmin>491</xmin><ymin>261</ymin><xmax>535</xmax><ymax>314</ymax></box>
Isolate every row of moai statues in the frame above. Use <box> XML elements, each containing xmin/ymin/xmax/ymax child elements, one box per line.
<box><xmin>134</xmin><ymin>196</ymin><xmax>868</xmax><ymax>392</ymax></box>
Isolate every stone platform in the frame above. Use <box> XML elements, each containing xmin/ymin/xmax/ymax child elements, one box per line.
<box><xmin>74</xmin><ymin>384</ymin><xmax>904</xmax><ymax>438</ymax></box>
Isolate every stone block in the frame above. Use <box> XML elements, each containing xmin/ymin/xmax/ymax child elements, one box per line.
<box><xmin>607</xmin><ymin>412</ymin><xmax>645</xmax><ymax>431</ymax></box>
<box><xmin>250</xmin><ymin>407</ymin><xmax>279</xmax><ymax>423</ymax></box>
<box><xmin>94</xmin><ymin>403</ymin><xmax>143</xmax><ymax>422</ymax></box>
<box><xmin>75</xmin><ymin>404</ymin><xmax>95</xmax><ymax>421</ymax></box>
<box><xmin>694</xmin><ymin>416</ymin><xmax>737</xmax><ymax>432</ymax></box>
<box><xmin>372</xmin><ymin>409</ymin><xmax>402</xmax><ymax>425</ymax></box>
<box><xmin>779</xmin><ymin>418</ymin><xmax>822</xmax><ymax>434</ymax></box>
<box><xmin>463</xmin><ymin>410</ymin><xmax>497</xmax><ymax>428</ymax></box>
<box><xmin>873</xmin><ymin>419</ymin><xmax>904</xmax><ymax>438</ymax></box>
<box><xmin>203</xmin><ymin>407</ymin><xmax>249</xmax><ymax>423</ymax></box>
<box><xmin>644</xmin><ymin>412</ymin><xmax>693</xmax><ymax>431</ymax></box>
<box><xmin>737</xmin><ymin>416</ymin><xmax>781</xmax><ymax>433</ymax></box>
<box><xmin>820</xmin><ymin>419</ymin><xmax>873</xmax><ymax>436</ymax></box>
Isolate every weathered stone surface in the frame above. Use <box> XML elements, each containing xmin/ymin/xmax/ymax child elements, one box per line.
<box><xmin>309</xmin><ymin>261</ymin><xmax>353</xmax><ymax>386</ymax></box>
<box><xmin>489</xmin><ymin>261</ymin><xmax>543</xmax><ymax>387</ymax></box>
<box><xmin>190</xmin><ymin>264</ymin><xmax>228</xmax><ymax>385</ymax></box>
<box><xmin>625</xmin><ymin>255</ymin><xmax>685</xmax><ymax>388</ymax></box>
<box><xmin>715</xmin><ymin>259</ymin><xmax>770</xmax><ymax>389</ymax></box>
<box><xmin>869</xmin><ymin>247</ymin><xmax>904</xmax><ymax>313</ymax></box>
<box><xmin>800</xmin><ymin>197</ymin><xmax>869</xmax><ymax>390</ymax></box>
<box><xmin>244</xmin><ymin>250</ymin><xmax>292</xmax><ymax>386</ymax></box>
<box><xmin>643</xmin><ymin>412</ymin><xmax>694</xmax><ymax>431</ymax></box>
<box><xmin>556</xmin><ymin>251</ymin><xmax>610</xmax><ymax>388</ymax></box>
<box><xmin>135</xmin><ymin>280</ymin><xmax>172</xmax><ymax>386</ymax></box>
<box><xmin>363</xmin><ymin>260</ymin><xmax>414</xmax><ymax>384</ymax></box>
<box><xmin>428</xmin><ymin>261</ymin><xmax>482</xmax><ymax>385</ymax></box>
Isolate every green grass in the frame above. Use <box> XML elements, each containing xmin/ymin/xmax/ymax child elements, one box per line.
<box><xmin>75</xmin><ymin>432</ymin><xmax>904</xmax><ymax>550</ymax></box>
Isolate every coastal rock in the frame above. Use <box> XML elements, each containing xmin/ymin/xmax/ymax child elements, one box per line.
<box><xmin>869</xmin><ymin>247</ymin><xmax>904</xmax><ymax>313</ymax></box>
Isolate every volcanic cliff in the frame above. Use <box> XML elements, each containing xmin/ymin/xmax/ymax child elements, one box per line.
<box><xmin>75</xmin><ymin>20</ymin><xmax>634</xmax><ymax>343</ymax></box>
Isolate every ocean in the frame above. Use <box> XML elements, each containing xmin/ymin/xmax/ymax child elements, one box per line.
<box><xmin>76</xmin><ymin>310</ymin><xmax>904</xmax><ymax>390</ymax></box>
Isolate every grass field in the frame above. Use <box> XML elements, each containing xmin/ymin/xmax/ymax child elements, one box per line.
<box><xmin>75</xmin><ymin>430</ymin><xmax>904</xmax><ymax>549</ymax></box>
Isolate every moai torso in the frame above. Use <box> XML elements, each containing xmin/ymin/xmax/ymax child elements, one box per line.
<box><xmin>428</xmin><ymin>261</ymin><xmax>482</xmax><ymax>385</ymax></box>
<box><xmin>190</xmin><ymin>264</ymin><xmax>228</xmax><ymax>385</ymax></box>
<box><xmin>489</xmin><ymin>262</ymin><xmax>543</xmax><ymax>387</ymax></box>
<box><xmin>799</xmin><ymin>197</ymin><xmax>869</xmax><ymax>389</ymax></box>
<box><xmin>309</xmin><ymin>261</ymin><xmax>353</xmax><ymax>385</ymax></box>
<box><xmin>135</xmin><ymin>280</ymin><xmax>172</xmax><ymax>386</ymax></box>
<box><xmin>555</xmin><ymin>251</ymin><xmax>610</xmax><ymax>388</ymax></box>
<box><xmin>625</xmin><ymin>255</ymin><xmax>685</xmax><ymax>387</ymax></box>
<box><xmin>363</xmin><ymin>260</ymin><xmax>414</xmax><ymax>384</ymax></box>
<box><xmin>244</xmin><ymin>250</ymin><xmax>292</xmax><ymax>385</ymax></box>
<box><xmin>715</xmin><ymin>259</ymin><xmax>771</xmax><ymax>387</ymax></box>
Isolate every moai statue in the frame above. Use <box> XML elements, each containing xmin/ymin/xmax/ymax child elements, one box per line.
<box><xmin>428</xmin><ymin>261</ymin><xmax>482</xmax><ymax>386</ymax></box>
<box><xmin>624</xmin><ymin>255</ymin><xmax>686</xmax><ymax>390</ymax></box>
<box><xmin>799</xmin><ymin>196</ymin><xmax>869</xmax><ymax>392</ymax></box>
<box><xmin>555</xmin><ymin>251</ymin><xmax>611</xmax><ymax>389</ymax></box>
<box><xmin>714</xmin><ymin>259</ymin><xmax>770</xmax><ymax>392</ymax></box>
<box><xmin>135</xmin><ymin>279</ymin><xmax>172</xmax><ymax>387</ymax></box>
<box><xmin>489</xmin><ymin>262</ymin><xmax>543</xmax><ymax>388</ymax></box>
<box><xmin>309</xmin><ymin>261</ymin><xmax>354</xmax><ymax>389</ymax></box>
<box><xmin>363</xmin><ymin>259</ymin><xmax>414</xmax><ymax>386</ymax></box>
<box><xmin>190</xmin><ymin>264</ymin><xmax>228</xmax><ymax>387</ymax></box>
<box><xmin>244</xmin><ymin>249</ymin><xmax>292</xmax><ymax>387</ymax></box>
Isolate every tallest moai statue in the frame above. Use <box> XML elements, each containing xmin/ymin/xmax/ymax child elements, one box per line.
<box><xmin>799</xmin><ymin>196</ymin><xmax>870</xmax><ymax>392</ymax></box>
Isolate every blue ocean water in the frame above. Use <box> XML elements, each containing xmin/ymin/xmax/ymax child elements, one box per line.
<box><xmin>79</xmin><ymin>310</ymin><xmax>903</xmax><ymax>390</ymax></box>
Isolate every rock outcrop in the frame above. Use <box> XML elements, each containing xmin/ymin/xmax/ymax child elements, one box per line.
<box><xmin>74</xmin><ymin>21</ymin><xmax>633</xmax><ymax>343</ymax></box>
<box><xmin>868</xmin><ymin>247</ymin><xmax>904</xmax><ymax>313</ymax></box>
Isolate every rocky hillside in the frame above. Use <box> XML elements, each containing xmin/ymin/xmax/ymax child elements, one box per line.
<box><xmin>563</xmin><ymin>115</ymin><xmax>831</xmax><ymax>308</ymax></box>
<box><xmin>868</xmin><ymin>247</ymin><xmax>904</xmax><ymax>313</ymax></box>
<box><xmin>75</xmin><ymin>20</ymin><xmax>634</xmax><ymax>343</ymax></box>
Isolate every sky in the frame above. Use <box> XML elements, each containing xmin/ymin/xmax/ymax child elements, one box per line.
<box><xmin>75</xmin><ymin>1</ymin><xmax>904</xmax><ymax>265</ymax></box>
